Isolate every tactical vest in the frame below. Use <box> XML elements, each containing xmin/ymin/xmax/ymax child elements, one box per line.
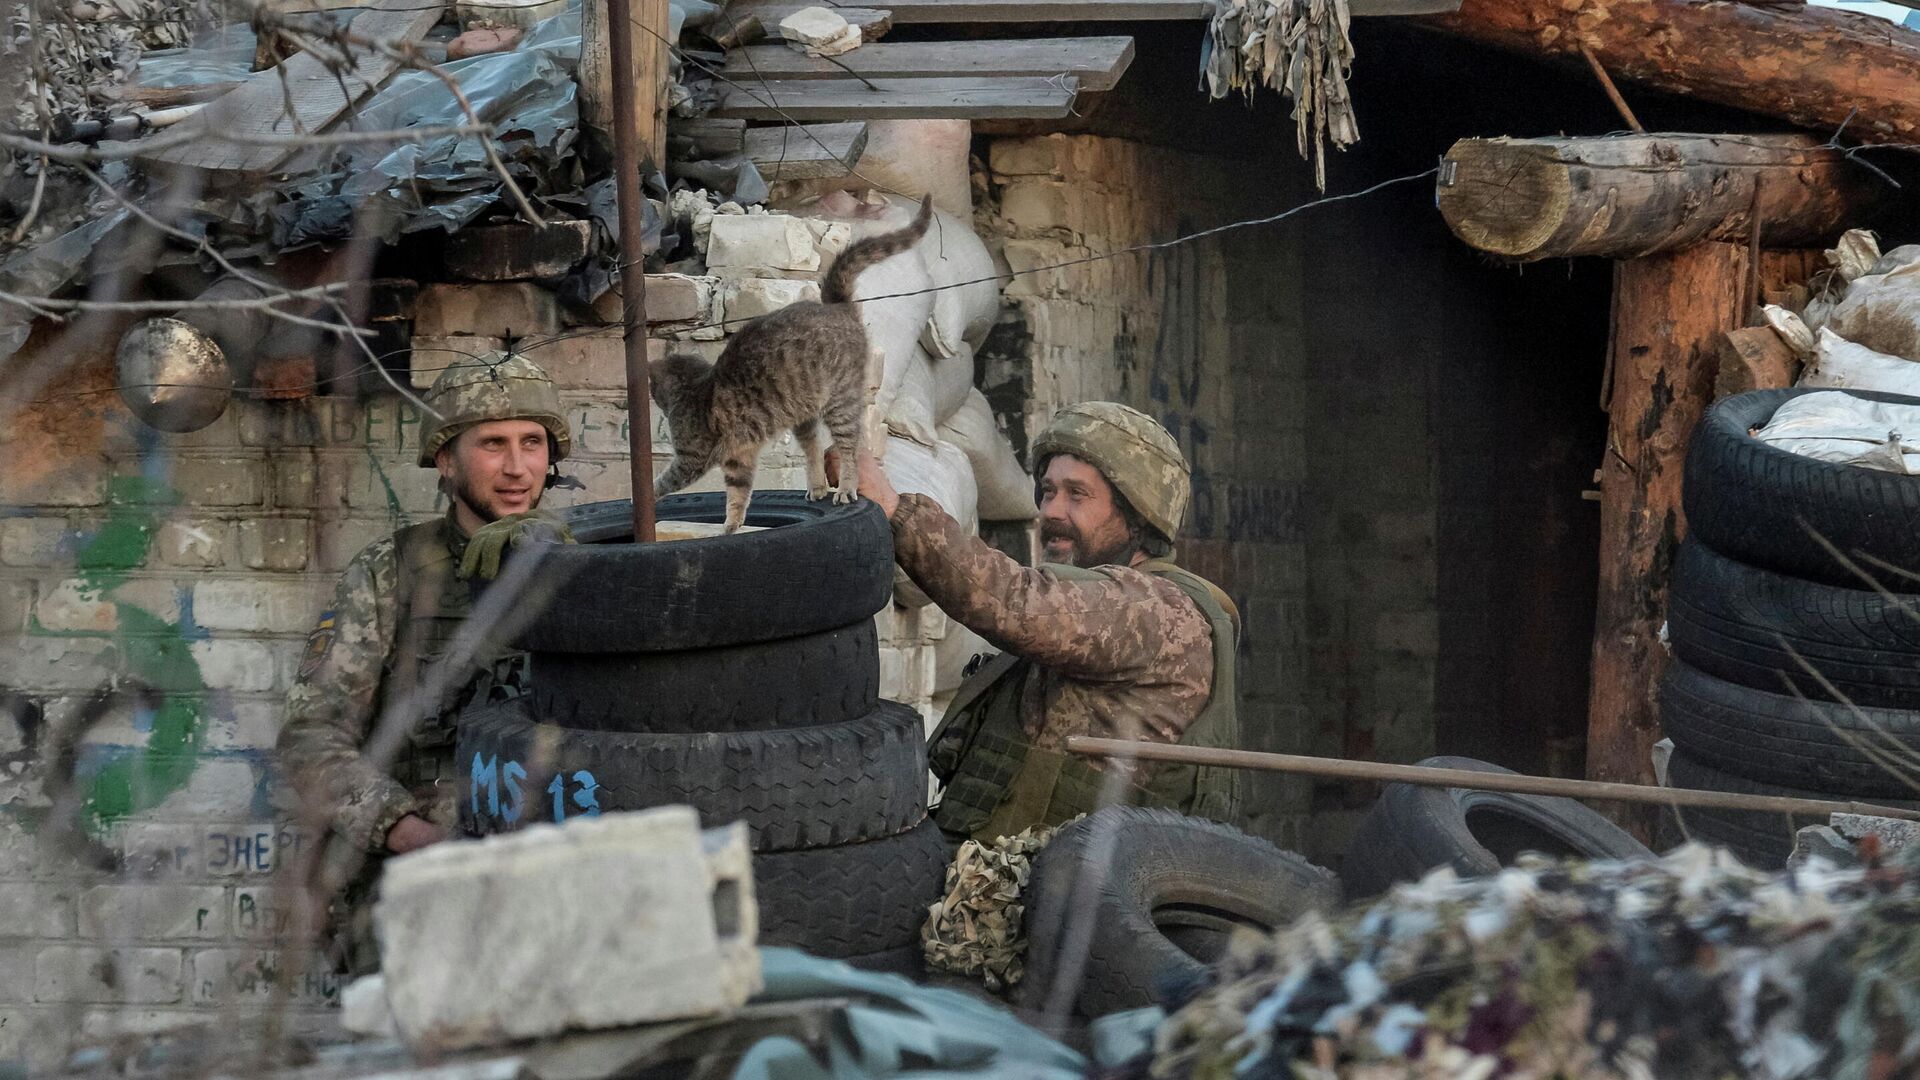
<box><xmin>927</xmin><ymin>560</ymin><xmax>1243</xmax><ymax>843</ymax></box>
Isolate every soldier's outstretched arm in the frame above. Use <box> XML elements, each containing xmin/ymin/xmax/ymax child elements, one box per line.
<box><xmin>888</xmin><ymin>493</ymin><xmax>1187</xmax><ymax>681</ymax></box>
<box><xmin>277</xmin><ymin>540</ymin><xmax>417</xmax><ymax>852</ymax></box>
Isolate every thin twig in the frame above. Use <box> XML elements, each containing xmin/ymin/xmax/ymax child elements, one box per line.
<box><xmin>0</xmin><ymin>123</ymin><xmax>493</xmax><ymax>163</ymax></box>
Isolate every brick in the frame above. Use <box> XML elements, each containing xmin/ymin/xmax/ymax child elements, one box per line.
<box><xmin>705</xmin><ymin>214</ymin><xmax>826</xmax><ymax>274</ymax></box>
<box><xmin>1373</xmin><ymin>611</ymin><xmax>1440</xmax><ymax>658</ymax></box>
<box><xmin>119</xmin><ymin>824</ymin><xmax>203</xmax><ymax>879</ymax></box>
<box><xmin>646</xmin><ymin>274</ymin><xmax>714</xmax><ymax>323</ymax></box>
<box><xmin>189</xmin><ymin>640</ymin><xmax>278</xmax><ymax>692</ymax></box>
<box><xmin>0</xmin><ymin>517</ymin><xmax>79</xmax><ymax>566</ymax></box>
<box><xmin>0</xmin><ymin>883</ymin><xmax>76</xmax><ymax>936</ymax></box>
<box><xmin>0</xmin><ymin>945</ymin><xmax>34</xmax><ymax>1004</ymax></box>
<box><xmin>33</xmin><ymin>579</ymin><xmax>116</xmax><ymax>633</ymax></box>
<box><xmin>167</xmin><ymin>459</ymin><xmax>266</xmax><ymax>507</ymax></box>
<box><xmin>205</xmin><ymin>703</ymin><xmax>282</xmax><ymax>752</ymax></box>
<box><xmin>377</xmin><ymin>809</ymin><xmax>758</xmax><ymax>1051</ymax></box>
<box><xmin>152</xmin><ymin>758</ymin><xmax>266</xmax><ymax>819</ymax></box>
<box><xmin>721</xmin><ymin>277</ymin><xmax>818</xmax><ymax>322</ymax></box>
<box><xmin>230</xmin><ymin>887</ymin><xmax>299</xmax><ymax>941</ymax></box>
<box><xmin>79</xmin><ymin>885</ymin><xmax>228</xmax><ymax>940</ymax></box>
<box><xmin>315</xmin><ymin>518</ymin><xmax>396</xmax><ymax>573</ymax></box>
<box><xmin>0</xmin><ymin>579</ymin><xmax>28</xmax><ymax>634</ymax></box>
<box><xmin>343</xmin><ymin>457</ymin><xmax>442</xmax><ymax>516</ymax></box>
<box><xmin>989</xmin><ymin>136</ymin><xmax>1069</xmax><ymax>178</ymax></box>
<box><xmin>567</xmin><ymin>400</ymin><xmax>634</xmax><ymax>457</ymax></box>
<box><xmin>443</xmin><ymin>219</ymin><xmax>593</xmax><ymax>282</ymax></box>
<box><xmin>0</xmin><ymin>1008</ymin><xmax>72</xmax><ymax>1071</ymax></box>
<box><xmin>271</xmin><ymin>451</ymin><xmax>317</xmax><ymax>510</ymax></box>
<box><xmin>204</xmin><ymin>823</ymin><xmax>307</xmax><ymax>877</ymax></box>
<box><xmin>525</xmin><ymin>329</ymin><xmax>626</xmax><ymax>391</ymax></box>
<box><xmin>999</xmin><ymin>182</ymin><xmax>1073</xmax><ymax>234</ymax></box>
<box><xmin>36</xmin><ymin>947</ymin><xmax>183</xmax><ymax>1004</ymax></box>
<box><xmin>237</xmin><ymin>519</ymin><xmax>309</xmax><ymax>572</ymax></box>
<box><xmin>0</xmin><ymin>464</ymin><xmax>106</xmax><ymax>507</ymax></box>
<box><xmin>154</xmin><ymin>521</ymin><xmax>226</xmax><ymax>569</ymax></box>
<box><xmin>191</xmin><ymin>579</ymin><xmax>321</xmax><ymax>633</ymax></box>
<box><xmin>409</xmin><ymin>335</ymin><xmax>506</xmax><ymax>390</ymax></box>
<box><xmin>414</xmin><ymin>282</ymin><xmax>561</xmax><ymax>339</ymax></box>
<box><xmin>189</xmin><ymin>948</ymin><xmax>340</xmax><ymax>1006</ymax></box>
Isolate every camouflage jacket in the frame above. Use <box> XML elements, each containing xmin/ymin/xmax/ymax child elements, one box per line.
<box><xmin>279</xmin><ymin>512</ymin><xmax>516</xmax><ymax>855</ymax></box>
<box><xmin>890</xmin><ymin>493</ymin><xmax>1214</xmax><ymax>751</ymax></box>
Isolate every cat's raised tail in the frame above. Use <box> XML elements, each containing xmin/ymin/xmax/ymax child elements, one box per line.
<box><xmin>819</xmin><ymin>195</ymin><xmax>935</xmax><ymax>305</ymax></box>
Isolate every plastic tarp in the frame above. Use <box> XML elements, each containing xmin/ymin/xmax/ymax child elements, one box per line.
<box><xmin>1754</xmin><ymin>390</ymin><xmax>1920</xmax><ymax>474</ymax></box>
<box><xmin>729</xmin><ymin>947</ymin><xmax>1085</xmax><ymax>1080</ymax></box>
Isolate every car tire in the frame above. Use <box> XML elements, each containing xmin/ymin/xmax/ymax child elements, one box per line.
<box><xmin>753</xmin><ymin>817</ymin><xmax>953</xmax><ymax>958</ymax></box>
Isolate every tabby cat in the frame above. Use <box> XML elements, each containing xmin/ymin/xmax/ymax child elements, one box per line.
<box><xmin>651</xmin><ymin>196</ymin><xmax>934</xmax><ymax>533</ymax></box>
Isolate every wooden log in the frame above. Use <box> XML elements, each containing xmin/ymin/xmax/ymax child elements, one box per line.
<box><xmin>1426</xmin><ymin>0</ymin><xmax>1920</xmax><ymax>145</ymax></box>
<box><xmin>1588</xmin><ymin>242</ymin><xmax>1748</xmax><ymax>837</ymax></box>
<box><xmin>723</xmin><ymin>36</ymin><xmax>1136</xmax><ymax>91</ymax></box>
<box><xmin>1714</xmin><ymin>325</ymin><xmax>1800</xmax><ymax>399</ymax></box>
<box><xmin>582</xmin><ymin>0</ymin><xmax>668</xmax><ymax>165</ymax></box>
<box><xmin>1438</xmin><ymin>135</ymin><xmax>1865</xmax><ymax>261</ymax></box>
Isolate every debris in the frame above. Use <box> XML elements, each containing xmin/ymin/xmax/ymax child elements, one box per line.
<box><xmin>778</xmin><ymin>5</ymin><xmax>860</xmax><ymax>57</ymax></box>
<box><xmin>1148</xmin><ymin>844</ymin><xmax>1920</xmax><ymax>1079</ymax></box>
<box><xmin>720</xmin><ymin>276</ymin><xmax>818</xmax><ymax>321</ymax></box>
<box><xmin>447</xmin><ymin>25</ymin><xmax>526</xmax><ymax>59</ymax></box>
<box><xmin>457</xmin><ymin>0</ymin><xmax>567</xmax><ymax>29</ymax></box>
<box><xmin>444</xmin><ymin>218</ymin><xmax>594</xmax><ymax>282</ymax></box>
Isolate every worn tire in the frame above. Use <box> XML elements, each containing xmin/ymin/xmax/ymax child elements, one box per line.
<box><xmin>753</xmin><ymin>817</ymin><xmax>952</xmax><ymax>958</ymax></box>
<box><xmin>1661</xmin><ymin>752</ymin><xmax>1920</xmax><ymax>870</ymax></box>
<box><xmin>1341</xmin><ymin>756</ymin><xmax>1654</xmax><ymax>900</ymax></box>
<box><xmin>518</xmin><ymin>493</ymin><xmax>894</xmax><ymax>653</ymax></box>
<box><xmin>1660</xmin><ymin>660</ymin><xmax>1920</xmax><ymax>798</ymax></box>
<box><xmin>1669</xmin><ymin>540</ymin><xmax>1920</xmax><ymax>710</ymax></box>
<box><xmin>1683</xmin><ymin>388</ymin><xmax>1920</xmax><ymax>587</ymax></box>
<box><xmin>528</xmin><ymin>619</ymin><xmax>880</xmax><ymax>732</ymax></box>
<box><xmin>1022</xmin><ymin>807</ymin><xmax>1338</xmax><ymax>1017</ymax></box>
<box><xmin>456</xmin><ymin>698</ymin><xmax>926</xmax><ymax>851</ymax></box>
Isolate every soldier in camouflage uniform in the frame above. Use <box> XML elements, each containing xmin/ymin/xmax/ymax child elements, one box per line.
<box><xmin>278</xmin><ymin>353</ymin><xmax>574</xmax><ymax>974</ymax></box>
<box><xmin>855</xmin><ymin>402</ymin><xmax>1242</xmax><ymax>843</ymax></box>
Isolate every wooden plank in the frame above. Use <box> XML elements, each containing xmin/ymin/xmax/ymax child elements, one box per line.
<box><xmin>716</xmin><ymin>76</ymin><xmax>1079</xmax><ymax>119</ymax></box>
<box><xmin>875</xmin><ymin>0</ymin><xmax>1207</xmax><ymax>20</ymax></box>
<box><xmin>742</xmin><ymin>121</ymin><xmax>869</xmax><ymax>179</ymax></box>
<box><xmin>720</xmin><ymin>2</ymin><xmax>893</xmax><ymax>40</ymax></box>
<box><xmin>582</xmin><ymin>0</ymin><xmax>669</xmax><ymax>164</ymax></box>
<box><xmin>724</xmin><ymin>36</ymin><xmax>1134</xmax><ymax>91</ymax></box>
<box><xmin>141</xmin><ymin>0</ymin><xmax>443</xmax><ymax>172</ymax></box>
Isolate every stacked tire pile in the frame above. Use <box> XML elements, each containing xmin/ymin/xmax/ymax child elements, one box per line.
<box><xmin>1663</xmin><ymin>388</ymin><xmax>1920</xmax><ymax>868</ymax></box>
<box><xmin>455</xmin><ymin>492</ymin><xmax>953</xmax><ymax>972</ymax></box>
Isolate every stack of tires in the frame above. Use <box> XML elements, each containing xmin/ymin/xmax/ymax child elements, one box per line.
<box><xmin>1663</xmin><ymin>388</ymin><xmax>1920</xmax><ymax>868</ymax></box>
<box><xmin>455</xmin><ymin>492</ymin><xmax>953</xmax><ymax>973</ymax></box>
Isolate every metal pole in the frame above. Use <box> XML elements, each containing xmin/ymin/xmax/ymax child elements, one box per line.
<box><xmin>604</xmin><ymin>0</ymin><xmax>656</xmax><ymax>543</ymax></box>
<box><xmin>1065</xmin><ymin>736</ymin><xmax>1920</xmax><ymax>823</ymax></box>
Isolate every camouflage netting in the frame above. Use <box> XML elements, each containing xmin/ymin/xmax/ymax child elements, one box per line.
<box><xmin>1204</xmin><ymin>0</ymin><xmax>1357</xmax><ymax>191</ymax></box>
<box><xmin>1143</xmin><ymin>843</ymin><xmax>1920</xmax><ymax>1080</ymax></box>
<box><xmin>922</xmin><ymin>818</ymin><xmax>1080</xmax><ymax>992</ymax></box>
<box><xmin>4</xmin><ymin>0</ymin><xmax>214</xmax><ymax>130</ymax></box>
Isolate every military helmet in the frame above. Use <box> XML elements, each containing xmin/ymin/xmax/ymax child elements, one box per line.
<box><xmin>1031</xmin><ymin>401</ymin><xmax>1189</xmax><ymax>542</ymax></box>
<box><xmin>415</xmin><ymin>351</ymin><xmax>572</xmax><ymax>467</ymax></box>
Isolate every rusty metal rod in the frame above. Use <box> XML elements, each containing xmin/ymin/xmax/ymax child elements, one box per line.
<box><xmin>1065</xmin><ymin>736</ymin><xmax>1920</xmax><ymax>823</ymax></box>
<box><xmin>604</xmin><ymin>0</ymin><xmax>656</xmax><ymax>543</ymax></box>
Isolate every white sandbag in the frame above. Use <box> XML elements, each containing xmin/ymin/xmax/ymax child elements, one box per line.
<box><xmin>885</xmin><ymin>436</ymin><xmax>977</xmax><ymax>607</ymax></box>
<box><xmin>1828</xmin><ymin>228</ymin><xmax>1882</xmax><ymax>284</ymax></box>
<box><xmin>1824</xmin><ymin>261</ymin><xmax>1920</xmax><ymax>363</ymax></box>
<box><xmin>1798</xmin><ymin>327</ymin><xmax>1920</xmax><ymax>396</ymax></box>
<box><xmin>865</xmin><ymin>194</ymin><xmax>1001</xmax><ymax>357</ymax></box>
<box><xmin>1868</xmin><ymin>244</ymin><xmax>1920</xmax><ymax>277</ymax></box>
<box><xmin>930</xmin><ymin>340</ymin><xmax>974</xmax><ymax>425</ymax></box>
<box><xmin>769</xmin><ymin>120</ymin><xmax>974</xmax><ymax>218</ymax></box>
<box><xmin>932</xmin><ymin>621</ymin><xmax>994</xmax><ymax>696</ymax></box>
<box><xmin>1754</xmin><ymin>390</ymin><xmax>1920</xmax><ymax>474</ymax></box>
<box><xmin>1762</xmin><ymin>304</ymin><xmax>1816</xmax><ymax>359</ymax></box>
<box><xmin>845</xmin><ymin>234</ymin><xmax>938</xmax><ymax>447</ymax></box>
<box><xmin>938</xmin><ymin>388</ymin><xmax>1034</xmax><ymax>521</ymax></box>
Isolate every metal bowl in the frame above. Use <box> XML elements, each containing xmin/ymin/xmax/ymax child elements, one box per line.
<box><xmin>115</xmin><ymin>317</ymin><xmax>233</xmax><ymax>433</ymax></box>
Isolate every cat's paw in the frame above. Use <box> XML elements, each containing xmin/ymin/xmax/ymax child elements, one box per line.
<box><xmin>808</xmin><ymin>483</ymin><xmax>831</xmax><ymax>501</ymax></box>
<box><xmin>832</xmin><ymin>487</ymin><xmax>857</xmax><ymax>505</ymax></box>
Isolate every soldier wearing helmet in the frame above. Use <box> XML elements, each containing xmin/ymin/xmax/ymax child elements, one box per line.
<box><xmin>855</xmin><ymin>401</ymin><xmax>1242</xmax><ymax>842</ymax></box>
<box><xmin>278</xmin><ymin>352</ymin><xmax>574</xmax><ymax>974</ymax></box>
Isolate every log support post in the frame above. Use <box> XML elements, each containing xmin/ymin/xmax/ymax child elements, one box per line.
<box><xmin>583</xmin><ymin>0</ymin><xmax>669</xmax><ymax>165</ymax></box>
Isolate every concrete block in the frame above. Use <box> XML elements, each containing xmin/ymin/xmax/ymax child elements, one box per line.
<box><xmin>444</xmin><ymin>219</ymin><xmax>593</xmax><ymax>282</ymax></box>
<box><xmin>721</xmin><ymin>277</ymin><xmax>819</xmax><ymax>323</ymax></box>
<box><xmin>0</xmin><ymin>883</ymin><xmax>77</xmax><ymax>936</ymax></box>
<box><xmin>231</xmin><ymin>887</ymin><xmax>298</xmax><ymax>941</ymax></box>
<box><xmin>346</xmin><ymin>457</ymin><xmax>443</xmax><ymax>516</ymax></box>
<box><xmin>706</xmin><ymin>214</ymin><xmax>827</xmax><ymax>274</ymax></box>
<box><xmin>192</xmin><ymin>579</ymin><xmax>322</xmax><ymax>633</ymax></box>
<box><xmin>204</xmin><ymin>702</ymin><xmax>283</xmax><ymax>751</ymax></box>
<box><xmin>316</xmin><ymin>518</ymin><xmax>397</xmax><ymax>573</ymax></box>
<box><xmin>567</xmin><ymin>400</ymin><xmax>634</xmax><ymax>457</ymax></box>
<box><xmin>36</xmin><ymin>947</ymin><xmax>183</xmax><ymax>1004</ymax></box>
<box><xmin>0</xmin><ymin>517</ymin><xmax>79</xmax><ymax>566</ymax></box>
<box><xmin>989</xmin><ymin>136</ymin><xmax>1069</xmax><ymax>178</ymax></box>
<box><xmin>35</xmin><ymin>579</ymin><xmax>117</xmax><ymax>633</ymax></box>
<box><xmin>525</xmin><ymin>329</ymin><xmax>626</xmax><ymax>391</ymax></box>
<box><xmin>152</xmin><ymin>758</ymin><xmax>265</xmax><ymax>819</ymax></box>
<box><xmin>189</xmin><ymin>640</ymin><xmax>278</xmax><ymax>692</ymax></box>
<box><xmin>376</xmin><ymin>808</ymin><xmax>760</xmax><ymax>1051</ymax></box>
<box><xmin>999</xmin><ymin>182</ymin><xmax>1073</xmax><ymax>235</ymax></box>
<box><xmin>237</xmin><ymin>519</ymin><xmax>309</xmax><ymax>572</ymax></box>
<box><xmin>411</xmin><ymin>335</ymin><xmax>506</xmax><ymax>390</ymax></box>
<box><xmin>168</xmin><ymin>459</ymin><xmax>266</xmax><ymax>508</ymax></box>
<box><xmin>415</xmin><ymin>283</ymin><xmax>561</xmax><ymax>339</ymax></box>
<box><xmin>189</xmin><ymin>948</ymin><xmax>340</xmax><ymax>1005</ymax></box>
<box><xmin>271</xmin><ymin>450</ymin><xmax>317</xmax><ymax>510</ymax></box>
<box><xmin>119</xmin><ymin>824</ymin><xmax>203</xmax><ymax>878</ymax></box>
<box><xmin>79</xmin><ymin>885</ymin><xmax>228</xmax><ymax>940</ymax></box>
<box><xmin>0</xmin><ymin>579</ymin><xmax>30</xmax><ymax>634</ymax></box>
<box><xmin>154</xmin><ymin>521</ymin><xmax>226</xmax><ymax>569</ymax></box>
<box><xmin>1832</xmin><ymin>812</ymin><xmax>1920</xmax><ymax>854</ymax></box>
<box><xmin>204</xmin><ymin>823</ymin><xmax>303</xmax><ymax>877</ymax></box>
<box><xmin>589</xmin><ymin>274</ymin><xmax>716</xmax><ymax>325</ymax></box>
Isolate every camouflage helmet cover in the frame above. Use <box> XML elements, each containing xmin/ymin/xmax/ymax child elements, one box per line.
<box><xmin>415</xmin><ymin>351</ymin><xmax>572</xmax><ymax>467</ymax></box>
<box><xmin>1031</xmin><ymin>401</ymin><xmax>1190</xmax><ymax>542</ymax></box>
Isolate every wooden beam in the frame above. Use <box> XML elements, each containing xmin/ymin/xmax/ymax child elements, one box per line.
<box><xmin>718</xmin><ymin>2</ymin><xmax>892</xmax><ymax>40</ymax></box>
<box><xmin>140</xmin><ymin>0</ymin><xmax>440</xmax><ymax>172</ymax></box>
<box><xmin>1588</xmin><ymin>242</ymin><xmax>1748</xmax><ymax>836</ymax></box>
<box><xmin>1437</xmin><ymin>135</ymin><xmax>1866</xmax><ymax>262</ymax></box>
<box><xmin>723</xmin><ymin>36</ymin><xmax>1135</xmax><ymax>91</ymax></box>
<box><xmin>582</xmin><ymin>0</ymin><xmax>668</xmax><ymax>165</ymax></box>
<box><xmin>743</xmin><ymin>121</ymin><xmax>869</xmax><ymax>179</ymax></box>
<box><xmin>877</xmin><ymin>0</ymin><xmax>1207</xmax><ymax>19</ymax></box>
<box><xmin>1426</xmin><ymin>0</ymin><xmax>1920</xmax><ymax>145</ymax></box>
<box><xmin>715</xmin><ymin>76</ymin><xmax>1080</xmax><ymax>120</ymax></box>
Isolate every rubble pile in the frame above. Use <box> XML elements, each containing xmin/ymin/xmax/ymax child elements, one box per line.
<box><xmin>1144</xmin><ymin>844</ymin><xmax>1920</xmax><ymax>1079</ymax></box>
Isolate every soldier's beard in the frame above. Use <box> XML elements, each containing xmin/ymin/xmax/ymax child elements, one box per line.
<box><xmin>1041</xmin><ymin>521</ymin><xmax>1134</xmax><ymax>569</ymax></box>
<box><xmin>449</xmin><ymin>472</ymin><xmax>542</xmax><ymax>525</ymax></box>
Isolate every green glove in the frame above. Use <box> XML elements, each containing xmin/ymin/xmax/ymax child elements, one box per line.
<box><xmin>458</xmin><ymin>509</ymin><xmax>577</xmax><ymax>581</ymax></box>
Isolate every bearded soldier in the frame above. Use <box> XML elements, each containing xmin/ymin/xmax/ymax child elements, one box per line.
<box><xmin>278</xmin><ymin>352</ymin><xmax>575</xmax><ymax>973</ymax></box>
<box><xmin>855</xmin><ymin>401</ymin><xmax>1242</xmax><ymax>842</ymax></box>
